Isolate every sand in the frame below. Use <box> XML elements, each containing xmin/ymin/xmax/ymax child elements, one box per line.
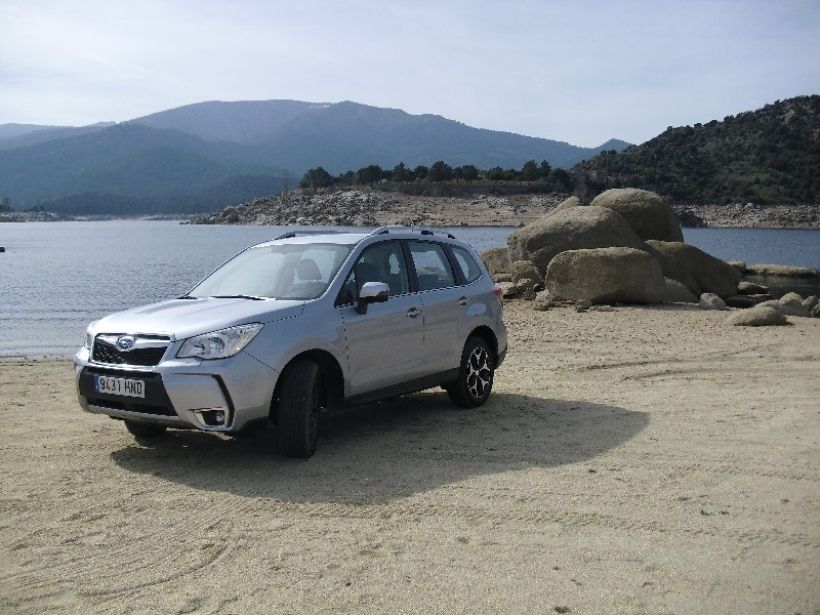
<box><xmin>1</xmin><ymin>302</ymin><xmax>818</xmax><ymax>614</ymax></box>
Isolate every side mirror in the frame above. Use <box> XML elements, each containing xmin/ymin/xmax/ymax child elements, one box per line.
<box><xmin>356</xmin><ymin>281</ymin><xmax>390</xmax><ymax>314</ymax></box>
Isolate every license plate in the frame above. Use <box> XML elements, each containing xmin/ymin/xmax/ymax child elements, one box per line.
<box><xmin>95</xmin><ymin>375</ymin><xmax>145</xmax><ymax>399</ymax></box>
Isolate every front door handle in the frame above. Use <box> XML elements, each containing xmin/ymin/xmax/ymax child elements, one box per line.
<box><xmin>457</xmin><ymin>296</ymin><xmax>468</xmax><ymax>306</ymax></box>
<box><xmin>406</xmin><ymin>307</ymin><xmax>421</xmax><ymax>318</ymax></box>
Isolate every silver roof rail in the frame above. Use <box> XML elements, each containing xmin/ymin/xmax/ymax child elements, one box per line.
<box><xmin>271</xmin><ymin>229</ymin><xmax>343</xmax><ymax>241</ymax></box>
<box><xmin>367</xmin><ymin>225</ymin><xmax>456</xmax><ymax>240</ymax></box>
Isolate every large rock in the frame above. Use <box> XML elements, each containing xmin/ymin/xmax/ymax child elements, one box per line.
<box><xmin>699</xmin><ymin>293</ymin><xmax>727</xmax><ymax>310</ymax></box>
<box><xmin>726</xmin><ymin>306</ymin><xmax>789</xmax><ymax>327</ymax></box>
<box><xmin>507</xmin><ymin>206</ymin><xmax>644</xmax><ymax>275</ymax></box>
<box><xmin>480</xmin><ymin>247</ymin><xmax>511</xmax><ymax>276</ymax></box>
<box><xmin>757</xmin><ymin>299</ymin><xmax>783</xmax><ymax>312</ymax></box>
<box><xmin>511</xmin><ymin>260</ymin><xmax>541</xmax><ymax>284</ymax></box>
<box><xmin>737</xmin><ymin>281</ymin><xmax>768</xmax><ymax>295</ymax></box>
<box><xmin>590</xmin><ymin>188</ymin><xmax>683</xmax><ymax>242</ymax></box>
<box><xmin>802</xmin><ymin>295</ymin><xmax>818</xmax><ymax>312</ymax></box>
<box><xmin>545</xmin><ymin>247</ymin><xmax>666</xmax><ymax>305</ymax></box>
<box><xmin>664</xmin><ymin>277</ymin><xmax>698</xmax><ymax>303</ymax></box>
<box><xmin>779</xmin><ymin>292</ymin><xmax>808</xmax><ymax>317</ymax></box>
<box><xmin>532</xmin><ymin>290</ymin><xmax>555</xmax><ymax>311</ymax></box>
<box><xmin>510</xmin><ymin>260</ymin><xmax>542</xmax><ymax>297</ymax></box>
<box><xmin>646</xmin><ymin>240</ymin><xmax>742</xmax><ymax>299</ymax></box>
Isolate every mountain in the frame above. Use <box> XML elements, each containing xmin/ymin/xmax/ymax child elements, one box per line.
<box><xmin>572</xmin><ymin>96</ymin><xmax>820</xmax><ymax>204</ymax></box>
<box><xmin>129</xmin><ymin>99</ymin><xmax>628</xmax><ymax>172</ymax></box>
<box><xmin>0</xmin><ymin>123</ymin><xmax>290</xmax><ymax>212</ymax></box>
<box><xmin>0</xmin><ymin>123</ymin><xmax>68</xmax><ymax>139</ymax></box>
<box><xmin>0</xmin><ymin>122</ymin><xmax>116</xmax><ymax>151</ymax></box>
<box><xmin>131</xmin><ymin>100</ymin><xmax>319</xmax><ymax>143</ymax></box>
<box><xmin>0</xmin><ymin>100</ymin><xmax>628</xmax><ymax>214</ymax></box>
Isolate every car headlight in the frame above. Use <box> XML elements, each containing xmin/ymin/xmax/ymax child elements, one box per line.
<box><xmin>84</xmin><ymin>324</ymin><xmax>97</xmax><ymax>350</ymax></box>
<box><xmin>177</xmin><ymin>323</ymin><xmax>263</xmax><ymax>360</ymax></box>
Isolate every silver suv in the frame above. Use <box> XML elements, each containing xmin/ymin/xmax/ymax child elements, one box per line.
<box><xmin>74</xmin><ymin>226</ymin><xmax>508</xmax><ymax>457</ymax></box>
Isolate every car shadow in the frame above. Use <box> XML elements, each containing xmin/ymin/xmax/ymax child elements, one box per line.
<box><xmin>110</xmin><ymin>391</ymin><xmax>648</xmax><ymax>504</ymax></box>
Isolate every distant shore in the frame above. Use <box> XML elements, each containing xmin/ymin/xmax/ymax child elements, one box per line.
<box><xmin>193</xmin><ymin>190</ymin><xmax>820</xmax><ymax>229</ymax></box>
<box><xmin>2</xmin><ymin>193</ymin><xmax>818</xmax><ymax>229</ymax></box>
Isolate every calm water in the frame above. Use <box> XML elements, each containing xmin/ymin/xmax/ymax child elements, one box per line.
<box><xmin>1</xmin><ymin>221</ymin><xmax>819</xmax><ymax>356</ymax></box>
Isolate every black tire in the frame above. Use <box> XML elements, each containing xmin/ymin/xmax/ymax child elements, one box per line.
<box><xmin>446</xmin><ymin>336</ymin><xmax>495</xmax><ymax>408</ymax></box>
<box><xmin>276</xmin><ymin>359</ymin><xmax>323</xmax><ymax>458</ymax></box>
<box><xmin>124</xmin><ymin>420</ymin><xmax>167</xmax><ymax>439</ymax></box>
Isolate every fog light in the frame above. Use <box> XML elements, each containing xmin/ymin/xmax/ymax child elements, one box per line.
<box><xmin>195</xmin><ymin>408</ymin><xmax>229</xmax><ymax>427</ymax></box>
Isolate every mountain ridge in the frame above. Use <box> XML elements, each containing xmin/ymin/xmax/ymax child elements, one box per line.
<box><xmin>0</xmin><ymin>99</ymin><xmax>629</xmax><ymax>213</ymax></box>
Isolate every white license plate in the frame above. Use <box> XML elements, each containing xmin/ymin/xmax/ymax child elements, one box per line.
<box><xmin>95</xmin><ymin>375</ymin><xmax>145</xmax><ymax>399</ymax></box>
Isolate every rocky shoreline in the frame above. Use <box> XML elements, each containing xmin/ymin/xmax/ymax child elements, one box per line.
<box><xmin>0</xmin><ymin>210</ymin><xmax>73</xmax><ymax>222</ymax></box>
<box><xmin>194</xmin><ymin>189</ymin><xmax>819</xmax><ymax>229</ymax></box>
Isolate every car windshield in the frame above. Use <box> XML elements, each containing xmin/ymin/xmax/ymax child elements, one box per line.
<box><xmin>189</xmin><ymin>243</ymin><xmax>352</xmax><ymax>300</ymax></box>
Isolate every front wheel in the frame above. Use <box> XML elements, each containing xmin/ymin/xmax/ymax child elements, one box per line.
<box><xmin>276</xmin><ymin>359</ymin><xmax>323</xmax><ymax>458</ymax></box>
<box><xmin>124</xmin><ymin>420</ymin><xmax>167</xmax><ymax>440</ymax></box>
<box><xmin>446</xmin><ymin>336</ymin><xmax>495</xmax><ymax>408</ymax></box>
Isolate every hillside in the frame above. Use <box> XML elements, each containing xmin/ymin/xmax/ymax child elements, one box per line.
<box><xmin>0</xmin><ymin>122</ymin><xmax>115</xmax><ymax>151</ymax></box>
<box><xmin>572</xmin><ymin>96</ymin><xmax>820</xmax><ymax>205</ymax></box>
<box><xmin>0</xmin><ymin>123</ymin><xmax>290</xmax><ymax>212</ymax></box>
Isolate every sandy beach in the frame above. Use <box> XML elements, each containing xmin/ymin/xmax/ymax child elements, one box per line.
<box><xmin>1</xmin><ymin>301</ymin><xmax>818</xmax><ymax>614</ymax></box>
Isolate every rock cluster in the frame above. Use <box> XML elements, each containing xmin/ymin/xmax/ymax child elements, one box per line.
<box><xmin>480</xmin><ymin>188</ymin><xmax>820</xmax><ymax>319</ymax></box>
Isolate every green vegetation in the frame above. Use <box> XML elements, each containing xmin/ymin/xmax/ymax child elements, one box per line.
<box><xmin>573</xmin><ymin>96</ymin><xmax>820</xmax><ymax>204</ymax></box>
<box><xmin>298</xmin><ymin>159</ymin><xmax>575</xmax><ymax>195</ymax></box>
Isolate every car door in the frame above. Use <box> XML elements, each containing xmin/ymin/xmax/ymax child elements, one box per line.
<box><xmin>338</xmin><ymin>240</ymin><xmax>425</xmax><ymax>396</ymax></box>
<box><xmin>407</xmin><ymin>240</ymin><xmax>464</xmax><ymax>375</ymax></box>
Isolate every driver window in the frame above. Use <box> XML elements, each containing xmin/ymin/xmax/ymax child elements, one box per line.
<box><xmin>337</xmin><ymin>241</ymin><xmax>409</xmax><ymax>305</ymax></box>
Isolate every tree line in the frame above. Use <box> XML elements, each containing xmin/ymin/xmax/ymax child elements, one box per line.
<box><xmin>298</xmin><ymin>160</ymin><xmax>575</xmax><ymax>192</ymax></box>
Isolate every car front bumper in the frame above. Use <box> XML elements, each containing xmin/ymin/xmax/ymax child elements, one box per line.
<box><xmin>74</xmin><ymin>347</ymin><xmax>278</xmax><ymax>432</ymax></box>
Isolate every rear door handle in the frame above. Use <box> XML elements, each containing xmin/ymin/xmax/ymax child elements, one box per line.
<box><xmin>406</xmin><ymin>307</ymin><xmax>421</xmax><ymax>318</ymax></box>
<box><xmin>458</xmin><ymin>296</ymin><xmax>468</xmax><ymax>306</ymax></box>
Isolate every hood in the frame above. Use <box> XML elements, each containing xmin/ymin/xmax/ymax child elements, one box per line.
<box><xmin>90</xmin><ymin>298</ymin><xmax>304</xmax><ymax>340</ymax></box>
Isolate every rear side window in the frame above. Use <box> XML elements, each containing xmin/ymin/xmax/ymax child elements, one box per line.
<box><xmin>408</xmin><ymin>241</ymin><xmax>455</xmax><ymax>291</ymax></box>
<box><xmin>451</xmin><ymin>246</ymin><xmax>482</xmax><ymax>284</ymax></box>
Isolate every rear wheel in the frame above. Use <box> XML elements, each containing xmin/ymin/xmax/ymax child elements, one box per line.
<box><xmin>124</xmin><ymin>420</ymin><xmax>167</xmax><ymax>440</ymax></box>
<box><xmin>446</xmin><ymin>336</ymin><xmax>495</xmax><ymax>408</ymax></box>
<box><xmin>276</xmin><ymin>359</ymin><xmax>323</xmax><ymax>458</ymax></box>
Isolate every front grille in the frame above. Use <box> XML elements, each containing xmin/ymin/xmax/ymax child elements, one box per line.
<box><xmin>92</xmin><ymin>336</ymin><xmax>168</xmax><ymax>366</ymax></box>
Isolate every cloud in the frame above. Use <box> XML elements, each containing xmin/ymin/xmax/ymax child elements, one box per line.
<box><xmin>1</xmin><ymin>0</ymin><xmax>818</xmax><ymax>145</ymax></box>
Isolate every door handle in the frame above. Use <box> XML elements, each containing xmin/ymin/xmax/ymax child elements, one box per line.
<box><xmin>406</xmin><ymin>307</ymin><xmax>421</xmax><ymax>318</ymax></box>
<box><xmin>457</xmin><ymin>296</ymin><xmax>468</xmax><ymax>306</ymax></box>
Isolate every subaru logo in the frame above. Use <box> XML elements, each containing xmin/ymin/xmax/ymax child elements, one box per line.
<box><xmin>116</xmin><ymin>335</ymin><xmax>136</xmax><ymax>351</ymax></box>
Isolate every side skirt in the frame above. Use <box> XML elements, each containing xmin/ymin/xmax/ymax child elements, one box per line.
<box><xmin>344</xmin><ymin>369</ymin><xmax>459</xmax><ymax>407</ymax></box>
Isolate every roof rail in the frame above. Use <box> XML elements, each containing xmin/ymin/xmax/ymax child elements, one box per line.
<box><xmin>367</xmin><ymin>225</ymin><xmax>456</xmax><ymax>240</ymax></box>
<box><xmin>271</xmin><ymin>229</ymin><xmax>343</xmax><ymax>241</ymax></box>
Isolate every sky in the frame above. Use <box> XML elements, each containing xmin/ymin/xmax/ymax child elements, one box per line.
<box><xmin>1</xmin><ymin>0</ymin><xmax>818</xmax><ymax>146</ymax></box>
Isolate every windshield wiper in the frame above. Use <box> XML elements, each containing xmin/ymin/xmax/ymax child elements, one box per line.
<box><xmin>210</xmin><ymin>294</ymin><xmax>266</xmax><ymax>301</ymax></box>
<box><xmin>177</xmin><ymin>295</ymin><xmax>199</xmax><ymax>300</ymax></box>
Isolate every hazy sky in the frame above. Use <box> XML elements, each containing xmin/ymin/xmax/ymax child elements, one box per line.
<box><xmin>1</xmin><ymin>0</ymin><xmax>818</xmax><ymax>146</ymax></box>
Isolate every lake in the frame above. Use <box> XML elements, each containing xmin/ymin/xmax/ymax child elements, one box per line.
<box><xmin>1</xmin><ymin>221</ymin><xmax>819</xmax><ymax>356</ymax></box>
